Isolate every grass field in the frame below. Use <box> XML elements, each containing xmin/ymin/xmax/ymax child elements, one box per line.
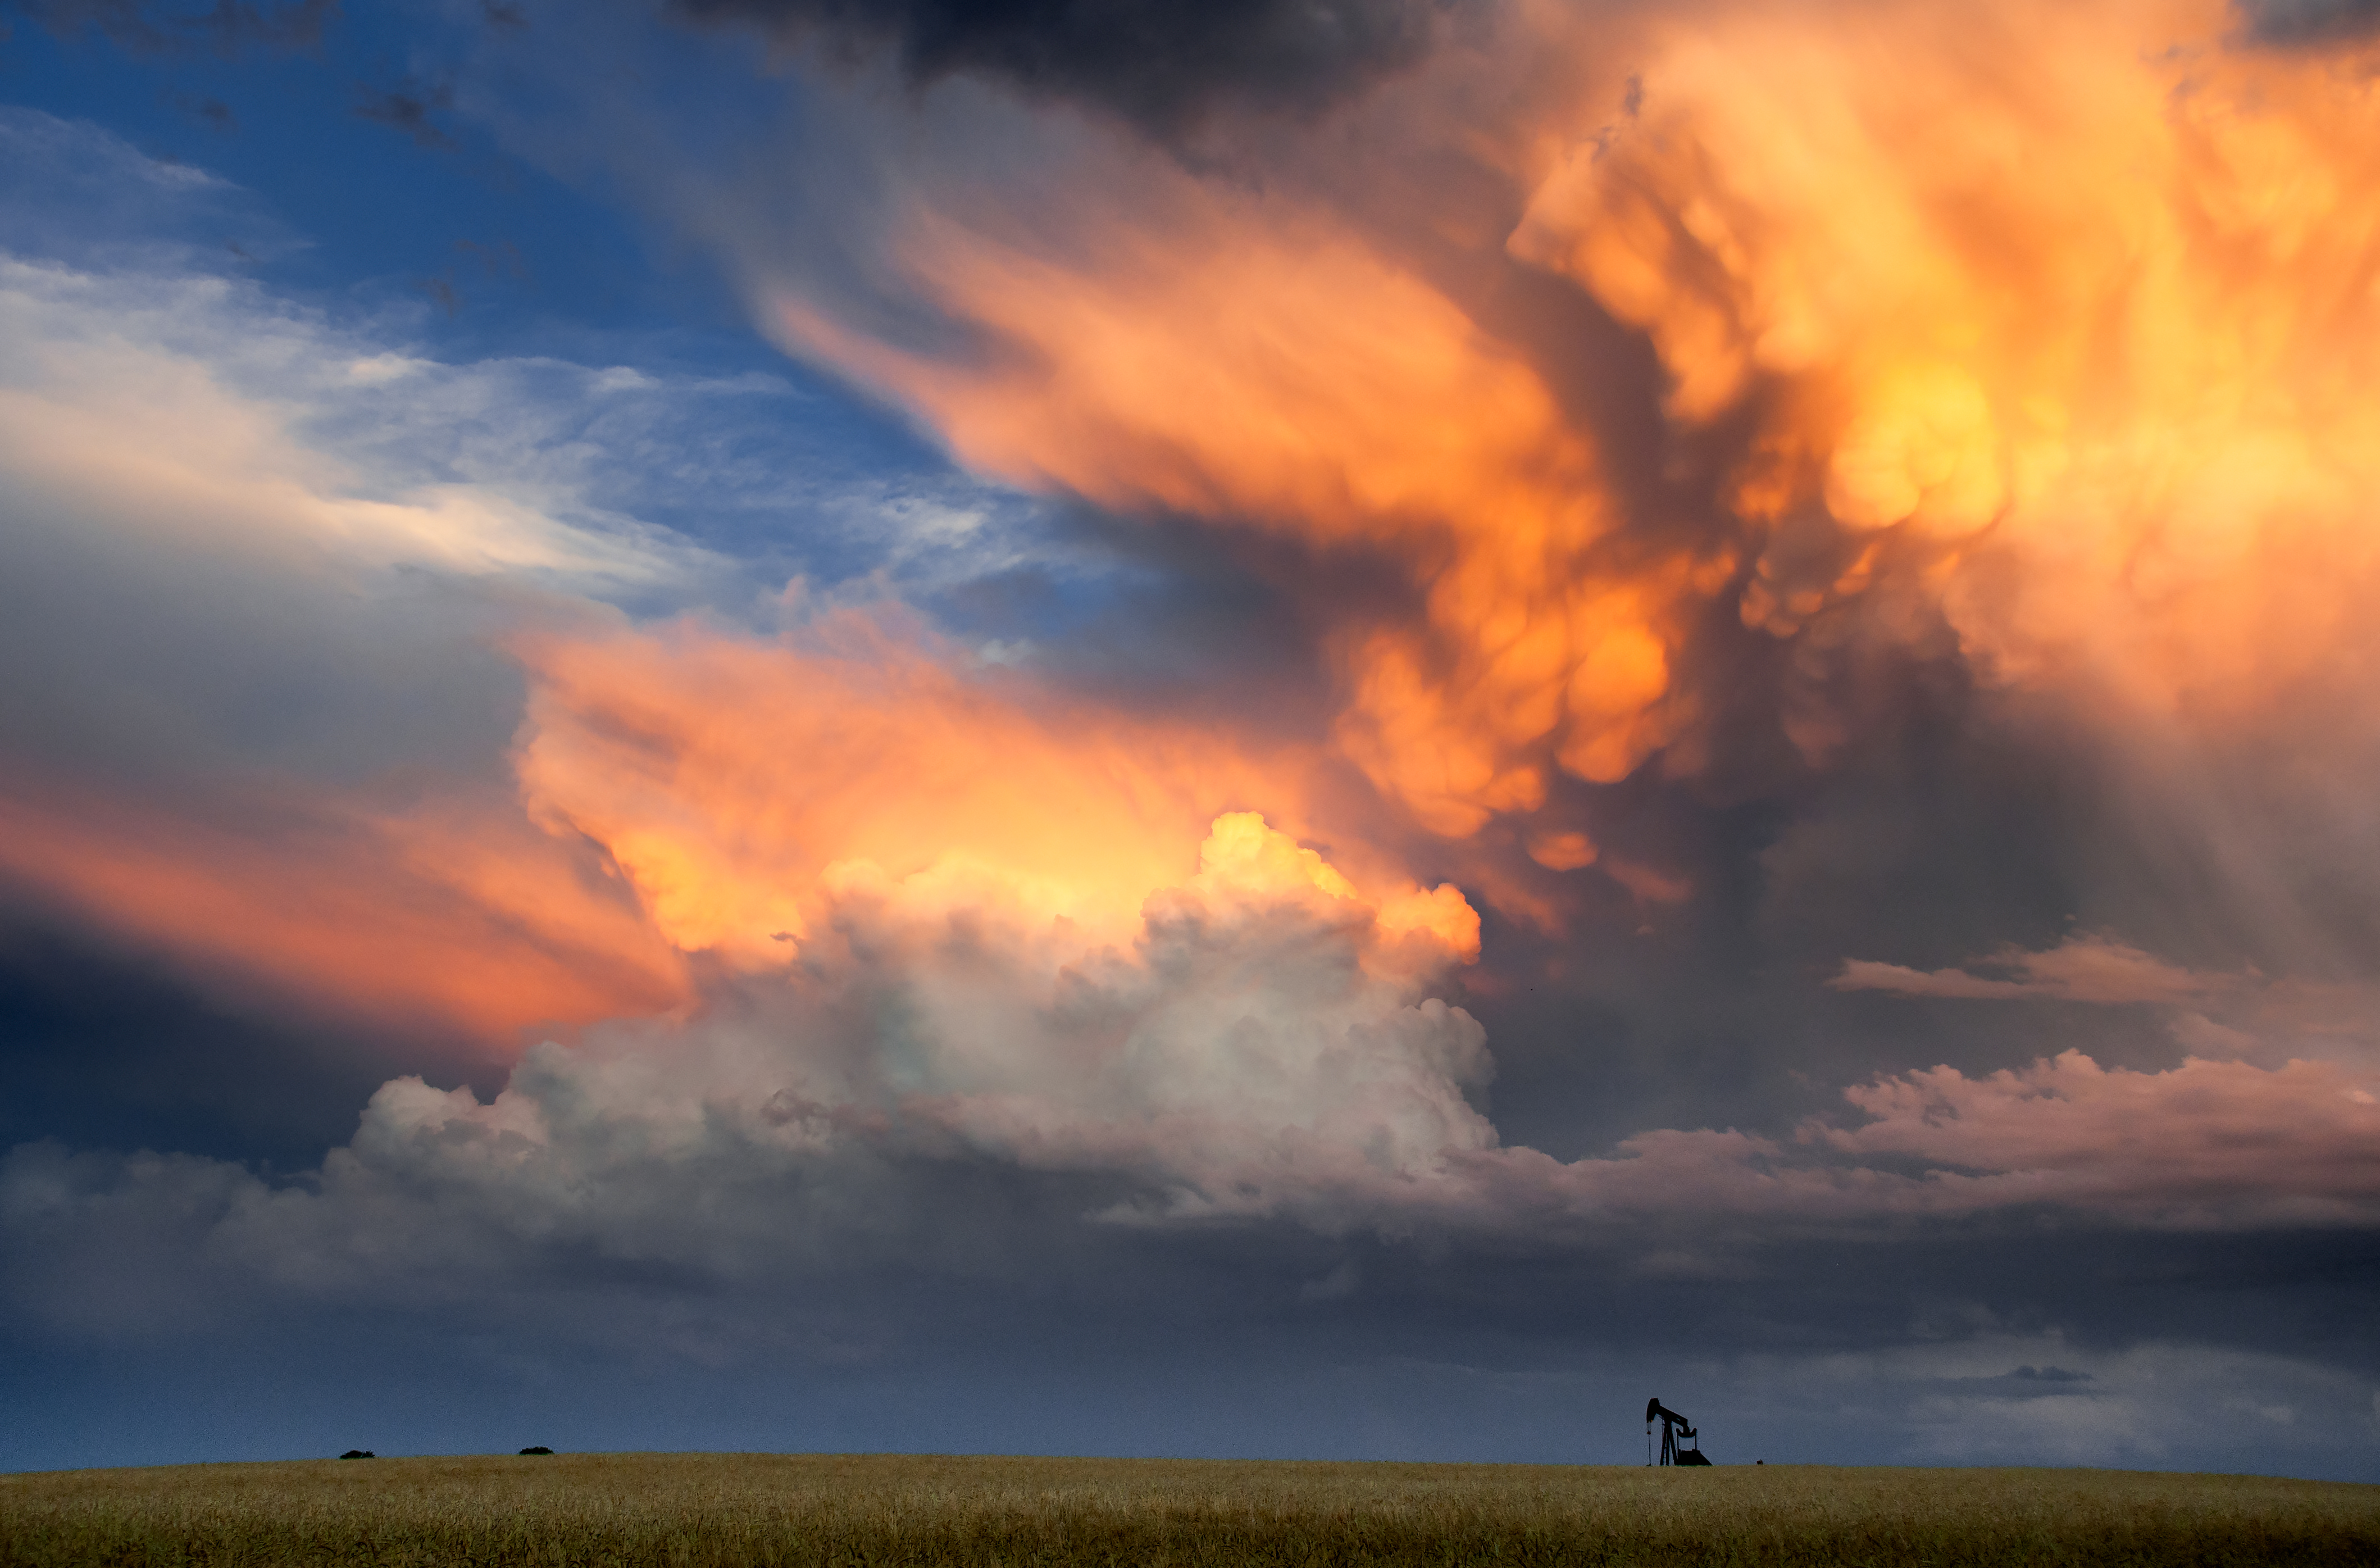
<box><xmin>4</xmin><ymin>1451</ymin><xmax>2377</xmax><ymax>1566</ymax></box>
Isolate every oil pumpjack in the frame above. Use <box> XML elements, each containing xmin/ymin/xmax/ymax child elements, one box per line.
<box><xmin>1645</xmin><ymin>1398</ymin><xmax>1712</xmax><ymax>1465</ymax></box>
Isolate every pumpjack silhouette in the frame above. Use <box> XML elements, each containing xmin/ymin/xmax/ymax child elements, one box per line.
<box><xmin>1645</xmin><ymin>1398</ymin><xmax>1712</xmax><ymax>1465</ymax></box>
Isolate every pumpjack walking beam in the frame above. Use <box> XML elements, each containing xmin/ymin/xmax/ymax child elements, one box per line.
<box><xmin>1645</xmin><ymin>1398</ymin><xmax>1711</xmax><ymax>1465</ymax></box>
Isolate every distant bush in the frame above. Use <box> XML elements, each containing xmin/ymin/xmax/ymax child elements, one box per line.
<box><xmin>518</xmin><ymin>1447</ymin><xmax>554</xmax><ymax>1456</ymax></box>
<box><xmin>4</xmin><ymin>1452</ymin><xmax>2376</xmax><ymax>1567</ymax></box>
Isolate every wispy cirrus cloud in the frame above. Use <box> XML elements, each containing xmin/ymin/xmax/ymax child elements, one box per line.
<box><xmin>0</xmin><ymin>112</ymin><xmax>1068</xmax><ymax>1050</ymax></box>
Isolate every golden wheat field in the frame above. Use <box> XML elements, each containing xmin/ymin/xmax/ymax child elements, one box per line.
<box><xmin>4</xmin><ymin>1451</ymin><xmax>2377</xmax><ymax>1567</ymax></box>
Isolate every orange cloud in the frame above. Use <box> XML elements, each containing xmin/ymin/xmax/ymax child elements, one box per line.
<box><xmin>512</xmin><ymin>613</ymin><xmax>1476</xmax><ymax>968</ymax></box>
<box><xmin>740</xmin><ymin>0</ymin><xmax>2380</xmax><ymax>841</ymax></box>
<box><xmin>0</xmin><ymin>603</ymin><xmax>1486</xmax><ymax>1054</ymax></box>
<box><xmin>0</xmin><ymin>774</ymin><xmax>688</xmax><ymax>1045</ymax></box>
<box><xmin>767</xmin><ymin>179</ymin><xmax>1713</xmax><ymax>836</ymax></box>
<box><xmin>1510</xmin><ymin>0</ymin><xmax>2380</xmax><ymax>722</ymax></box>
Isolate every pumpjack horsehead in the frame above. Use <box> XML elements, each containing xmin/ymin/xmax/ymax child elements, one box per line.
<box><xmin>1645</xmin><ymin>1398</ymin><xmax>1712</xmax><ymax>1465</ymax></box>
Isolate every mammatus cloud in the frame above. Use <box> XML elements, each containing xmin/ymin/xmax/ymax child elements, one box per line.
<box><xmin>7</xmin><ymin>7</ymin><xmax>2380</xmax><ymax>1470</ymax></box>
<box><xmin>12</xmin><ymin>6</ymin><xmax>2380</xmax><ymax>1241</ymax></box>
<box><xmin>704</xmin><ymin>0</ymin><xmax>2380</xmax><ymax>849</ymax></box>
<box><xmin>1508</xmin><ymin>0</ymin><xmax>2380</xmax><ymax>753</ymax></box>
<box><xmin>756</xmin><ymin>140</ymin><xmax>1698</xmax><ymax>836</ymax></box>
<box><xmin>670</xmin><ymin>0</ymin><xmax>1453</xmax><ymax>137</ymax></box>
<box><xmin>506</xmin><ymin>40</ymin><xmax>1689</xmax><ymax>849</ymax></box>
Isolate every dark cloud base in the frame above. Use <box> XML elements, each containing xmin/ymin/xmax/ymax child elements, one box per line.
<box><xmin>0</xmin><ymin>901</ymin><xmax>500</xmax><ymax>1172</ymax></box>
<box><xmin>7</xmin><ymin>1198</ymin><xmax>2376</xmax><ymax>1475</ymax></box>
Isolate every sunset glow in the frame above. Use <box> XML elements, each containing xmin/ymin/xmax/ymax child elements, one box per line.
<box><xmin>5</xmin><ymin>0</ymin><xmax>2379</xmax><ymax>1475</ymax></box>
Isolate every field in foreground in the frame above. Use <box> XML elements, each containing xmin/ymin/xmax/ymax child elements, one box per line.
<box><xmin>5</xmin><ymin>1452</ymin><xmax>2378</xmax><ymax>1567</ymax></box>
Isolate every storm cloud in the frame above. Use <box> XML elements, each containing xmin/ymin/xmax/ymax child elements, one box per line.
<box><xmin>7</xmin><ymin>0</ymin><xmax>2380</xmax><ymax>1479</ymax></box>
<box><xmin>668</xmin><ymin>0</ymin><xmax>1457</xmax><ymax>135</ymax></box>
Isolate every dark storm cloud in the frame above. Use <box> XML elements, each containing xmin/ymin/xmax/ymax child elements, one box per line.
<box><xmin>0</xmin><ymin>905</ymin><xmax>475</xmax><ymax>1172</ymax></box>
<box><xmin>6</xmin><ymin>0</ymin><xmax>333</xmax><ymax>57</ymax></box>
<box><xmin>7</xmin><ymin>1106</ymin><xmax>2378</xmax><ymax>1474</ymax></box>
<box><xmin>669</xmin><ymin>0</ymin><xmax>1459</xmax><ymax>135</ymax></box>
<box><xmin>2235</xmin><ymin>0</ymin><xmax>2380</xmax><ymax>43</ymax></box>
<box><xmin>8</xmin><ymin>0</ymin><xmax>2380</xmax><ymax>1484</ymax></box>
<box><xmin>419</xmin><ymin>0</ymin><xmax>2380</xmax><ymax>1192</ymax></box>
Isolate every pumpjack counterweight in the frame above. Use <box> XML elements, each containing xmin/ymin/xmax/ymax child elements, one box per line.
<box><xmin>1645</xmin><ymin>1398</ymin><xmax>1712</xmax><ymax>1465</ymax></box>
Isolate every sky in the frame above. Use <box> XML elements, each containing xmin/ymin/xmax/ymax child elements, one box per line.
<box><xmin>3</xmin><ymin>0</ymin><xmax>2379</xmax><ymax>1480</ymax></box>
